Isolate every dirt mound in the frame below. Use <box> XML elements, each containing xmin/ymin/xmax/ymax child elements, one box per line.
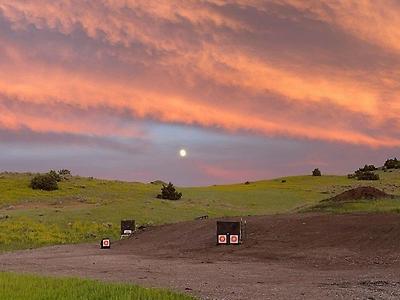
<box><xmin>324</xmin><ymin>186</ymin><xmax>392</xmax><ymax>202</ymax></box>
<box><xmin>113</xmin><ymin>213</ymin><xmax>400</xmax><ymax>267</ymax></box>
<box><xmin>3</xmin><ymin>213</ymin><xmax>400</xmax><ymax>300</ymax></box>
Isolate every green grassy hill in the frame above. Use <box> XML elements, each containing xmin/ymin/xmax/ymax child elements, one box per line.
<box><xmin>1</xmin><ymin>170</ymin><xmax>400</xmax><ymax>251</ymax></box>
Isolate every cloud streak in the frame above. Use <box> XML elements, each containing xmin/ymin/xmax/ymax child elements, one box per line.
<box><xmin>0</xmin><ymin>0</ymin><xmax>399</xmax><ymax>147</ymax></box>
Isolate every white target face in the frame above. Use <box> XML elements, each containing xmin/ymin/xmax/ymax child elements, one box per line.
<box><xmin>230</xmin><ymin>235</ymin><xmax>239</xmax><ymax>244</ymax></box>
<box><xmin>103</xmin><ymin>239</ymin><xmax>110</xmax><ymax>247</ymax></box>
<box><xmin>218</xmin><ymin>235</ymin><xmax>227</xmax><ymax>244</ymax></box>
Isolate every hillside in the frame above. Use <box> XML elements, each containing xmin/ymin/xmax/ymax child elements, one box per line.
<box><xmin>0</xmin><ymin>170</ymin><xmax>400</xmax><ymax>251</ymax></box>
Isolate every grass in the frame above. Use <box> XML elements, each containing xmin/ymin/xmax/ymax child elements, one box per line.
<box><xmin>0</xmin><ymin>272</ymin><xmax>194</xmax><ymax>300</ymax></box>
<box><xmin>0</xmin><ymin>170</ymin><xmax>400</xmax><ymax>251</ymax></box>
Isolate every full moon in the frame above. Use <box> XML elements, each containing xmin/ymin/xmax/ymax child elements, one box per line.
<box><xmin>179</xmin><ymin>149</ymin><xmax>187</xmax><ymax>157</ymax></box>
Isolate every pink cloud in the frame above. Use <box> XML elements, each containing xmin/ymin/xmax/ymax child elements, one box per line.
<box><xmin>0</xmin><ymin>1</ymin><xmax>398</xmax><ymax>147</ymax></box>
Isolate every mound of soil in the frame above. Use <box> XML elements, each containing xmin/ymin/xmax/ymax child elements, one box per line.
<box><xmin>3</xmin><ymin>213</ymin><xmax>400</xmax><ymax>300</ymax></box>
<box><xmin>113</xmin><ymin>213</ymin><xmax>400</xmax><ymax>267</ymax></box>
<box><xmin>324</xmin><ymin>186</ymin><xmax>392</xmax><ymax>202</ymax></box>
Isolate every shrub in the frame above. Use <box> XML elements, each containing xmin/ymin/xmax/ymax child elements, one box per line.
<box><xmin>48</xmin><ymin>170</ymin><xmax>62</xmax><ymax>182</ymax></box>
<box><xmin>30</xmin><ymin>173</ymin><xmax>59</xmax><ymax>191</ymax></box>
<box><xmin>384</xmin><ymin>158</ymin><xmax>400</xmax><ymax>169</ymax></box>
<box><xmin>58</xmin><ymin>169</ymin><xmax>71</xmax><ymax>176</ymax></box>
<box><xmin>157</xmin><ymin>182</ymin><xmax>182</xmax><ymax>200</ymax></box>
<box><xmin>312</xmin><ymin>168</ymin><xmax>321</xmax><ymax>176</ymax></box>
<box><xmin>58</xmin><ymin>169</ymin><xmax>72</xmax><ymax>180</ymax></box>
<box><xmin>358</xmin><ymin>164</ymin><xmax>377</xmax><ymax>172</ymax></box>
<box><xmin>150</xmin><ymin>180</ymin><xmax>167</xmax><ymax>185</ymax></box>
<box><xmin>355</xmin><ymin>171</ymin><xmax>379</xmax><ymax>181</ymax></box>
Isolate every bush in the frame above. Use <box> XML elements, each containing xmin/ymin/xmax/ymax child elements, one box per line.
<box><xmin>58</xmin><ymin>169</ymin><xmax>72</xmax><ymax>180</ymax></box>
<box><xmin>157</xmin><ymin>182</ymin><xmax>182</xmax><ymax>200</ymax></box>
<box><xmin>48</xmin><ymin>170</ymin><xmax>62</xmax><ymax>182</ymax></box>
<box><xmin>358</xmin><ymin>164</ymin><xmax>377</xmax><ymax>172</ymax></box>
<box><xmin>312</xmin><ymin>168</ymin><xmax>321</xmax><ymax>176</ymax></box>
<box><xmin>355</xmin><ymin>171</ymin><xmax>380</xmax><ymax>181</ymax></box>
<box><xmin>384</xmin><ymin>158</ymin><xmax>400</xmax><ymax>169</ymax></box>
<box><xmin>58</xmin><ymin>169</ymin><xmax>71</xmax><ymax>176</ymax></box>
<box><xmin>30</xmin><ymin>173</ymin><xmax>59</xmax><ymax>191</ymax></box>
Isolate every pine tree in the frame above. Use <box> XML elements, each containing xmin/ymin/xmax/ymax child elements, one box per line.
<box><xmin>157</xmin><ymin>182</ymin><xmax>182</xmax><ymax>200</ymax></box>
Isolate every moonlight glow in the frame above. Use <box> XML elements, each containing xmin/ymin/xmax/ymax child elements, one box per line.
<box><xmin>179</xmin><ymin>149</ymin><xmax>187</xmax><ymax>157</ymax></box>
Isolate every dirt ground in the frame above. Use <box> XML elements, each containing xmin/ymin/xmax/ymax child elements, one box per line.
<box><xmin>1</xmin><ymin>213</ymin><xmax>400</xmax><ymax>299</ymax></box>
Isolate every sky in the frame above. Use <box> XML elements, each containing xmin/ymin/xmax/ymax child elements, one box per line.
<box><xmin>0</xmin><ymin>0</ymin><xmax>399</xmax><ymax>186</ymax></box>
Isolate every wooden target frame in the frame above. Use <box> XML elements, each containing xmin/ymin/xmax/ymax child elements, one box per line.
<box><xmin>216</xmin><ymin>221</ymin><xmax>243</xmax><ymax>245</ymax></box>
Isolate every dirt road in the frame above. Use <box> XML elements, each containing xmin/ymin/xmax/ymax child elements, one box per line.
<box><xmin>1</xmin><ymin>213</ymin><xmax>400</xmax><ymax>299</ymax></box>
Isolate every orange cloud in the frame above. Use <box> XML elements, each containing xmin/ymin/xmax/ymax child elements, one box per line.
<box><xmin>0</xmin><ymin>99</ymin><xmax>144</xmax><ymax>138</ymax></box>
<box><xmin>276</xmin><ymin>0</ymin><xmax>400</xmax><ymax>54</ymax></box>
<box><xmin>0</xmin><ymin>1</ymin><xmax>399</xmax><ymax>147</ymax></box>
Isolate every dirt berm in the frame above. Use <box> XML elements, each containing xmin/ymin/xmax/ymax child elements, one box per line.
<box><xmin>322</xmin><ymin>186</ymin><xmax>394</xmax><ymax>203</ymax></box>
<box><xmin>113</xmin><ymin>213</ymin><xmax>400</xmax><ymax>267</ymax></box>
<box><xmin>2</xmin><ymin>213</ymin><xmax>400</xmax><ymax>299</ymax></box>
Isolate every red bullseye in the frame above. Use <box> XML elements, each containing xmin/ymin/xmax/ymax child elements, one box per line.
<box><xmin>218</xmin><ymin>235</ymin><xmax>227</xmax><ymax>244</ymax></box>
<box><xmin>230</xmin><ymin>235</ymin><xmax>239</xmax><ymax>244</ymax></box>
<box><xmin>101</xmin><ymin>238</ymin><xmax>111</xmax><ymax>249</ymax></box>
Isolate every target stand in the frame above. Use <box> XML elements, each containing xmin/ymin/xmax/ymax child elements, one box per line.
<box><xmin>120</xmin><ymin>219</ymin><xmax>136</xmax><ymax>239</ymax></box>
<box><xmin>217</xmin><ymin>220</ymin><xmax>245</xmax><ymax>245</ymax></box>
<box><xmin>100</xmin><ymin>238</ymin><xmax>111</xmax><ymax>249</ymax></box>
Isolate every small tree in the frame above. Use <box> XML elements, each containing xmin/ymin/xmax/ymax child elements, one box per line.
<box><xmin>384</xmin><ymin>158</ymin><xmax>400</xmax><ymax>169</ymax></box>
<box><xmin>312</xmin><ymin>168</ymin><xmax>321</xmax><ymax>176</ymax></box>
<box><xmin>48</xmin><ymin>170</ymin><xmax>62</xmax><ymax>182</ymax></box>
<box><xmin>30</xmin><ymin>173</ymin><xmax>59</xmax><ymax>191</ymax></box>
<box><xmin>157</xmin><ymin>182</ymin><xmax>182</xmax><ymax>200</ymax></box>
<box><xmin>58</xmin><ymin>169</ymin><xmax>72</xmax><ymax>180</ymax></box>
